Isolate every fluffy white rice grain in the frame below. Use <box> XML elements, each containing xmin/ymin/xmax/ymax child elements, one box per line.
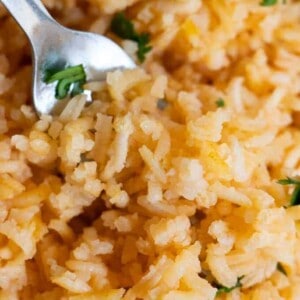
<box><xmin>59</xmin><ymin>95</ymin><xmax>87</xmax><ymax>122</ymax></box>
<box><xmin>211</xmin><ymin>182</ymin><xmax>252</xmax><ymax>207</ymax></box>
<box><xmin>52</xmin><ymin>270</ymin><xmax>91</xmax><ymax>293</ymax></box>
<box><xmin>150</xmin><ymin>75</ymin><xmax>168</xmax><ymax>98</ymax></box>
<box><xmin>148</xmin><ymin>215</ymin><xmax>191</xmax><ymax>247</ymax></box>
<box><xmin>187</xmin><ymin>109</ymin><xmax>230</xmax><ymax>143</ymax></box>
<box><xmin>101</xmin><ymin>114</ymin><xmax>134</xmax><ymax>180</ymax></box>
<box><xmin>48</xmin><ymin>120</ymin><xmax>63</xmax><ymax>139</ymax></box>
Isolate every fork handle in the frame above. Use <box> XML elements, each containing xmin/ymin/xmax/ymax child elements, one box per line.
<box><xmin>0</xmin><ymin>0</ymin><xmax>56</xmax><ymax>43</ymax></box>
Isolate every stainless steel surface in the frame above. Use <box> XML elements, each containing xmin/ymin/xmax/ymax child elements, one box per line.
<box><xmin>0</xmin><ymin>0</ymin><xmax>135</xmax><ymax>115</ymax></box>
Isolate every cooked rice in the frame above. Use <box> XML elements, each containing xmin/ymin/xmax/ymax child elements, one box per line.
<box><xmin>0</xmin><ymin>0</ymin><xmax>299</xmax><ymax>299</ymax></box>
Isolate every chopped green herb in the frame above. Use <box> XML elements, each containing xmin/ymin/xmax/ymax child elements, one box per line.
<box><xmin>157</xmin><ymin>98</ymin><xmax>169</xmax><ymax>110</ymax></box>
<box><xmin>71</xmin><ymin>79</ymin><xmax>85</xmax><ymax>97</ymax></box>
<box><xmin>111</xmin><ymin>12</ymin><xmax>135</xmax><ymax>40</ymax></box>
<box><xmin>277</xmin><ymin>177</ymin><xmax>300</xmax><ymax>185</ymax></box>
<box><xmin>290</xmin><ymin>185</ymin><xmax>300</xmax><ymax>206</ymax></box>
<box><xmin>216</xmin><ymin>98</ymin><xmax>225</xmax><ymax>108</ymax></box>
<box><xmin>277</xmin><ymin>263</ymin><xmax>287</xmax><ymax>276</ymax></box>
<box><xmin>44</xmin><ymin>65</ymin><xmax>84</xmax><ymax>83</ymax></box>
<box><xmin>136</xmin><ymin>33</ymin><xmax>152</xmax><ymax>62</ymax></box>
<box><xmin>43</xmin><ymin>66</ymin><xmax>64</xmax><ymax>83</ymax></box>
<box><xmin>111</xmin><ymin>12</ymin><xmax>152</xmax><ymax>63</ymax></box>
<box><xmin>260</xmin><ymin>0</ymin><xmax>277</xmax><ymax>6</ymax></box>
<box><xmin>43</xmin><ymin>65</ymin><xmax>86</xmax><ymax>100</ymax></box>
<box><xmin>216</xmin><ymin>276</ymin><xmax>244</xmax><ymax>296</ymax></box>
<box><xmin>277</xmin><ymin>177</ymin><xmax>300</xmax><ymax>206</ymax></box>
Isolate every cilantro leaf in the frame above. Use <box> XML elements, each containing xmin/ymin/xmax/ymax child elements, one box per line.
<box><xmin>216</xmin><ymin>98</ymin><xmax>225</xmax><ymax>108</ymax></box>
<box><xmin>110</xmin><ymin>12</ymin><xmax>136</xmax><ymax>40</ymax></box>
<box><xmin>43</xmin><ymin>66</ymin><xmax>64</xmax><ymax>82</ymax></box>
<box><xmin>216</xmin><ymin>276</ymin><xmax>244</xmax><ymax>296</ymax></box>
<box><xmin>71</xmin><ymin>80</ymin><xmax>85</xmax><ymax>97</ymax></box>
<box><xmin>43</xmin><ymin>64</ymin><xmax>86</xmax><ymax>100</ymax></box>
<box><xmin>111</xmin><ymin>12</ymin><xmax>152</xmax><ymax>63</ymax></box>
<box><xmin>136</xmin><ymin>33</ymin><xmax>152</xmax><ymax>63</ymax></box>
<box><xmin>277</xmin><ymin>177</ymin><xmax>300</xmax><ymax>206</ymax></box>
<box><xmin>277</xmin><ymin>177</ymin><xmax>300</xmax><ymax>185</ymax></box>
<box><xmin>290</xmin><ymin>185</ymin><xmax>300</xmax><ymax>206</ymax></box>
<box><xmin>277</xmin><ymin>263</ymin><xmax>287</xmax><ymax>276</ymax></box>
<box><xmin>44</xmin><ymin>65</ymin><xmax>85</xmax><ymax>83</ymax></box>
<box><xmin>260</xmin><ymin>0</ymin><xmax>277</xmax><ymax>5</ymax></box>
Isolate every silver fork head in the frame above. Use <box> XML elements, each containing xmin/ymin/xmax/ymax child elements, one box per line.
<box><xmin>1</xmin><ymin>0</ymin><xmax>135</xmax><ymax>115</ymax></box>
<box><xmin>33</xmin><ymin>26</ymin><xmax>135</xmax><ymax>115</ymax></box>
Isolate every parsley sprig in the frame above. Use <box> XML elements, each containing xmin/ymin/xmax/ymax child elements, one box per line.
<box><xmin>216</xmin><ymin>98</ymin><xmax>225</xmax><ymax>108</ymax></box>
<box><xmin>277</xmin><ymin>177</ymin><xmax>300</xmax><ymax>206</ymax></box>
<box><xmin>277</xmin><ymin>177</ymin><xmax>300</xmax><ymax>185</ymax></box>
<box><xmin>260</xmin><ymin>0</ymin><xmax>277</xmax><ymax>5</ymax></box>
<box><xmin>43</xmin><ymin>64</ymin><xmax>86</xmax><ymax>100</ymax></box>
<box><xmin>260</xmin><ymin>0</ymin><xmax>286</xmax><ymax>5</ymax></box>
<box><xmin>111</xmin><ymin>12</ymin><xmax>152</xmax><ymax>63</ymax></box>
<box><xmin>216</xmin><ymin>276</ymin><xmax>244</xmax><ymax>296</ymax></box>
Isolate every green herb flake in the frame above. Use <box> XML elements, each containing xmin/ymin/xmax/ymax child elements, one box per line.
<box><xmin>111</xmin><ymin>12</ymin><xmax>152</xmax><ymax>63</ymax></box>
<box><xmin>43</xmin><ymin>66</ymin><xmax>63</xmax><ymax>83</ymax></box>
<box><xmin>260</xmin><ymin>0</ymin><xmax>277</xmax><ymax>6</ymax></box>
<box><xmin>277</xmin><ymin>177</ymin><xmax>300</xmax><ymax>186</ymax></box>
<box><xmin>277</xmin><ymin>263</ymin><xmax>287</xmax><ymax>276</ymax></box>
<box><xmin>43</xmin><ymin>64</ymin><xmax>86</xmax><ymax>100</ymax></box>
<box><xmin>110</xmin><ymin>12</ymin><xmax>136</xmax><ymax>40</ymax></box>
<box><xmin>136</xmin><ymin>33</ymin><xmax>152</xmax><ymax>62</ymax></box>
<box><xmin>71</xmin><ymin>79</ymin><xmax>85</xmax><ymax>97</ymax></box>
<box><xmin>216</xmin><ymin>98</ymin><xmax>225</xmax><ymax>108</ymax></box>
<box><xmin>157</xmin><ymin>98</ymin><xmax>169</xmax><ymax>110</ymax></box>
<box><xmin>290</xmin><ymin>185</ymin><xmax>300</xmax><ymax>206</ymax></box>
<box><xmin>277</xmin><ymin>177</ymin><xmax>300</xmax><ymax>206</ymax></box>
<box><xmin>216</xmin><ymin>276</ymin><xmax>244</xmax><ymax>296</ymax></box>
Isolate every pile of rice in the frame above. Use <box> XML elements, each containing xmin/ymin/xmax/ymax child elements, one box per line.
<box><xmin>0</xmin><ymin>0</ymin><xmax>299</xmax><ymax>299</ymax></box>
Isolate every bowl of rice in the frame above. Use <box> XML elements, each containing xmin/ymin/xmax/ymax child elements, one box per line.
<box><xmin>0</xmin><ymin>0</ymin><xmax>299</xmax><ymax>299</ymax></box>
